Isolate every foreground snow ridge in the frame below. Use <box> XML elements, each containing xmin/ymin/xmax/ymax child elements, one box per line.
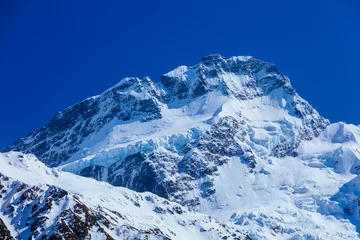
<box><xmin>0</xmin><ymin>152</ymin><xmax>247</xmax><ymax>239</ymax></box>
<box><xmin>2</xmin><ymin>54</ymin><xmax>360</xmax><ymax>239</ymax></box>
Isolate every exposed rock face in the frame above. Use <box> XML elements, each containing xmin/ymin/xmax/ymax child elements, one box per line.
<box><xmin>80</xmin><ymin>152</ymin><xmax>174</xmax><ymax>199</ymax></box>
<box><xmin>0</xmin><ymin>218</ymin><xmax>13</xmax><ymax>240</ymax></box>
<box><xmin>0</xmin><ymin>172</ymin><xmax>114</xmax><ymax>240</ymax></box>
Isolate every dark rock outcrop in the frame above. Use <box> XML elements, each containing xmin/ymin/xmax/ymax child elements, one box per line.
<box><xmin>0</xmin><ymin>218</ymin><xmax>13</xmax><ymax>240</ymax></box>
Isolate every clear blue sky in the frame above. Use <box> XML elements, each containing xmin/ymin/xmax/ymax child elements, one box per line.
<box><xmin>0</xmin><ymin>0</ymin><xmax>359</xmax><ymax>148</ymax></box>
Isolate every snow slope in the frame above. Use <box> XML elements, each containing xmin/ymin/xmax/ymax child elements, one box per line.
<box><xmin>0</xmin><ymin>152</ymin><xmax>247</xmax><ymax>239</ymax></box>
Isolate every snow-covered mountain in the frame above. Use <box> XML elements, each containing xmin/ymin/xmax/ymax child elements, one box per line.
<box><xmin>3</xmin><ymin>54</ymin><xmax>360</xmax><ymax>239</ymax></box>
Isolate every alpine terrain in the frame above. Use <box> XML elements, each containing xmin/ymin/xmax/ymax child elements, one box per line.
<box><xmin>2</xmin><ymin>54</ymin><xmax>360</xmax><ymax>239</ymax></box>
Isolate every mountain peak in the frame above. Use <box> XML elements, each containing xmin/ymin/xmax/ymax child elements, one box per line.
<box><xmin>200</xmin><ymin>54</ymin><xmax>226</xmax><ymax>65</ymax></box>
<box><xmin>161</xmin><ymin>54</ymin><xmax>291</xmax><ymax>101</ymax></box>
<box><xmin>3</xmin><ymin>55</ymin><xmax>328</xmax><ymax>170</ymax></box>
<box><xmin>200</xmin><ymin>54</ymin><xmax>254</xmax><ymax>66</ymax></box>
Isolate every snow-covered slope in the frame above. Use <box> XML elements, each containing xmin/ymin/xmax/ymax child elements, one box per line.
<box><xmin>0</xmin><ymin>152</ymin><xmax>247</xmax><ymax>239</ymax></box>
<box><xmin>3</xmin><ymin>54</ymin><xmax>360</xmax><ymax>239</ymax></box>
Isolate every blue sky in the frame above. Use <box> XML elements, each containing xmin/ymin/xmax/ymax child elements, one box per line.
<box><xmin>0</xmin><ymin>0</ymin><xmax>359</xmax><ymax>148</ymax></box>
